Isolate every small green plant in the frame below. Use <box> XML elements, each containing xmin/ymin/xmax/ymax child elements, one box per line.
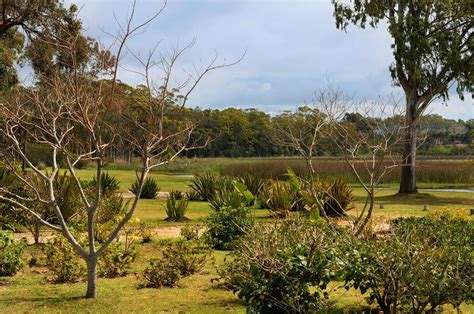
<box><xmin>88</xmin><ymin>172</ymin><xmax>120</xmax><ymax>197</ymax></box>
<box><xmin>188</xmin><ymin>172</ymin><xmax>232</xmax><ymax>201</ymax></box>
<box><xmin>237</xmin><ymin>173</ymin><xmax>264</xmax><ymax>198</ymax></box>
<box><xmin>185</xmin><ymin>190</ymin><xmax>201</xmax><ymax>201</ymax></box>
<box><xmin>141</xmin><ymin>258</ymin><xmax>181</xmax><ymax>288</ymax></box>
<box><xmin>163</xmin><ymin>240</ymin><xmax>210</xmax><ymax>276</ymax></box>
<box><xmin>204</xmin><ymin>206</ymin><xmax>253</xmax><ymax>250</ymax></box>
<box><xmin>180</xmin><ymin>224</ymin><xmax>202</xmax><ymax>241</ymax></box>
<box><xmin>44</xmin><ymin>237</ymin><xmax>85</xmax><ymax>283</ymax></box>
<box><xmin>130</xmin><ymin>177</ymin><xmax>160</xmax><ymax>199</ymax></box>
<box><xmin>260</xmin><ymin>180</ymin><xmax>297</xmax><ymax>216</ymax></box>
<box><xmin>165</xmin><ymin>191</ymin><xmax>189</xmax><ymax>221</ymax></box>
<box><xmin>99</xmin><ymin>242</ymin><xmax>138</xmax><ymax>278</ymax></box>
<box><xmin>0</xmin><ymin>231</ymin><xmax>25</xmax><ymax>277</ymax></box>
<box><xmin>322</xmin><ymin>178</ymin><xmax>354</xmax><ymax>216</ymax></box>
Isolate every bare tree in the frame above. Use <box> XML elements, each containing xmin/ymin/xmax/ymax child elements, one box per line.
<box><xmin>0</xmin><ymin>1</ymin><xmax>240</xmax><ymax>298</ymax></box>
<box><xmin>317</xmin><ymin>88</ymin><xmax>406</xmax><ymax>235</ymax></box>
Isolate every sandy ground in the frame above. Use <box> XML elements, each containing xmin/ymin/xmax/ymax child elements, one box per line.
<box><xmin>12</xmin><ymin>226</ymin><xmax>183</xmax><ymax>245</ymax></box>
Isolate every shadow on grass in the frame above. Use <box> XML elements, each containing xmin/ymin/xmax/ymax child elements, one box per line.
<box><xmin>355</xmin><ymin>193</ymin><xmax>473</xmax><ymax>206</ymax></box>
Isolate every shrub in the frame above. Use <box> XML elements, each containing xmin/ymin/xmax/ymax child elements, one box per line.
<box><xmin>130</xmin><ymin>177</ymin><xmax>160</xmax><ymax>199</ymax></box>
<box><xmin>99</xmin><ymin>242</ymin><xmax>138</xmax><ymax>278</ymax></box>
<box><xmin>162</xmin><ymin>240</ymin><xmax>210</xmax><ymax>276</ymax></box>
<box><xmin>180</xmin><ymin>224</ymin><xmax>202</xmax><ymax>241</ymax></box>
<box><xmin>221</xmin><ymin>219</ymin><xmax>335</xmax><ymax>313</ymax></box>
<box><xmin>44</xmin><ymin>237</ymin><xmax>85</xmax><ymax>283</ymax></box>
<box><xmin>188</xmin><ymin>172</ymin><xmax>231</xmax><ymax>201</ymax></box>
<box><xmin>208</xmin><ymin>187</ymin><xmax>245</xmax><ymax>211</ymax></box>
<box><xmin>185</xmin><ymin>190</ymin><xmax>201</xmax><ymax>201</ymax></box>
<box><xmin>141</xmin><ymin>258</ymin><xmax>181</xmax><ymax>288</ymax></box>
<box><xmin>94</xmin><ymin>194</ymin><xmax>129</xmax><ymax>242</ymax></box>
<box><xmin>165</xmin><ymin>192</ymin><xmax>189</xmax><ymax>221</ymax></box>
<box><xmin>88</xmin><ymin>172</ymin><xmax>120</xmax><ymax>197</ymax></box>
<box><xmin>237</xmin><ymin>173</ymin><xmax>264</xmax><ymax>198</ymax></box>
<box><xmin>0</xmin><ymin>231</ymin><xmax>25</xmax><ymax>277</ymax></box>
<box><xmin>203</xmin><ymin>206</ymin><xmax>253</xmax><ymax>250</ymax></box>
<box><xmin>260</xmin><ymin>181</ymin><xmax>298</xmax><ymax>216</ymax></box>
<box><xmin>338</xmin><ymin>217</ymin><xmax>474</xmax><ymax>313</ymax></box>
<box><xmin>321</xmin><ymin>178</ymin><xmax>354</xmax><ymax>216</ymax></box>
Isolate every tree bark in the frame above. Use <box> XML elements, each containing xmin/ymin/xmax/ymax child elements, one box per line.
<box><xmin>85</xmin><ymin>255</ymin><xmax>98</xmax><ymax>299</ymax></box>
<box><xmin>399</xmin><ymin>95</ymin><xmax>418</xmax><ymax>194</ymax></box>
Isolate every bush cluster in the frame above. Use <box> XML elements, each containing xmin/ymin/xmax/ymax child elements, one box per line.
<box><xmin>222</xmin><ymin>216</ymin><xmax>473</xmax><ymax>313</ymax></box>
<box><xmin>0</xmin><ymin>231</ymin><xmax>25</xmax><ymax>277</ymax></box>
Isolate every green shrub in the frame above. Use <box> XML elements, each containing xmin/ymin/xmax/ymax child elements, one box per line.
<box><xmin>130</xmin><ymin>177</ymin><xmax>160</xmax><ymax>199</ymax></box>
<box><xmin>0</xmin><ymin>231</ymin><xmax>25</xmax><ymax>277</ymax></box>
<box><xmin>321</xmin><ymin>178</ymin><xmax>354</xmax><ymax>216</ymax></box>
<box><xmin>168</xmin><ymin>190</ymin><xmax>185</xmax><ymax>200</ymax></box>
<box><xmin>208</xmin><ymin>187</ymin><xmax>245</xmax><ymax>211</ymax></box>
<box><xmin>99</xmin><ymin>242</ymin><xmax>138</xmax><ymax>278</ymax></box>
<box><xmin>44</xmin><ymin>237</ymin><xmax>85</xmax><ymax>283</ymax></box>
<box><xmin>203</xmin><ymin>206</ymin><xmax>253</xmax><ymax>250</ymax></box>
<box><xmin>260</xmin><ymin>181</ymin><xmax>298</xmax><ymax>216</ymax></box>
<box><xmin>188</xmin><ymin>172</ymin><xmax>231</xmax><ymax>201</ymax></box>
<box><xmin>94</xmin><ymin>194</ymin><xmax>129</xmax><ymax>242</ymax></box>
<box><xmin>338</xmin><ymin>217</ymin><xmax>474</xmax><ymax>313</ymax></box>
<box><xmin>180</xmin><ymin>224</ymin><xmax>202</xmax><ymax>241</ymax></box>
<box><xmin>162</xmin><ymin>240</ymin><xmax>210</xmax><ymax>276</ymax></box>
<box><xmin>88</xmin><ymin>172</ymin><xmax>120</xmax><ymax>197</ymax></box>
<box><xmin>141</xmin><ymin>258</ymin><xmax>181</xmax><ymax>288</ymax></box>
<box><xmin>165</xmin><ymin>192</ymin><xmax>189</xmax><ymax>221</ymax></box>
<box><xmin>237</xmin><ymin>173</ymin><xmax>264</xmax><ymax>198</ymax></box>
<box><xmin>185</xmin><ymin>190</ymin><xmax>201</xmax><ymax>201</ymax></box>
<box><xmin>221</xmin><ymin>219</ymin><xmax>335</xmax><ymax>313</ymax></box>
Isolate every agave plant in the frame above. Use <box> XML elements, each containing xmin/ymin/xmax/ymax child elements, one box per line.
<box><xmin>188</xmin><ymin>172</ymin><xmax>232</xmax><ymax>201</ymax></box>
<box><xmin>165</xmin><ymin>191</ymin><xmax>189</xmax><ymax>221</ymax></box>
<box><xmin>88</xmin><ymin>172</ymin><xmax>120</xmax><ymax>197</ymax></box>
<box><xmin>322</xmin><ymin>178</ymin><xmax>354</xmax><ymax>216</ymax></box>
<box><xmin>130</xmin><ymin>177</ymin><xmax>161</xmax><ymax>199</ymax></box>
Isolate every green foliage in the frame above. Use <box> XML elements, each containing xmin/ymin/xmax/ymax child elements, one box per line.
<box><xmin>260</xmin><ymin>180</ymin><xmax>302</xmax><ymax>216</ymax></box>
<box><xmin>94</xmin><ymin>194</ymin><xmax>129</xmax><ymax>243</ymax></box>
<box><xmin>203</xmin><ymin>206</ymin><xmax>253</xmax><ymax>250</ymax></box>
<box><xmin>99</xmin><ymin>242</ymin><xmax>138</xmax><ymax>278</ymax></box>
<box><xmin>88</xmin><ymin>172</ymin><xmax>120</xmax><ymax>197</ymax></box>
<box><xmin>321</xmin><ymin>178</ymin><xmax>354</xmax><ymax>216</ymax></box>
<box><xmin>221</xmin><ymin>219</ymin><xmax>335</xmax><ymax>313</ymax></box>
<box><xmin>338</xmin><ymin>217</ymin><xmax>474</xmax><ymax>313</ymax></box>
<box><xmin>180</xmin><ymin>224</ymin><xmax>202</xmax><ymax>241</ymax></box>
<box><xmin>162</xmin><ymin>240</ymin><xmax>210</xmax><ymax>276</ymax></box>
<box><xmin>44</xmin><ymin>237</ymin><xmax>85</xmax><ymax>283</ymax></box>
<box><xmin>141</xmin><ymin>258</ymin><xmax>181</xmax><ymax>288</ymax></box>
<box><xmin>165</xmin><ymin>191</ymin><xmax>189</xmax><ymax>221</ymax></box>
<box><xmin>0</xmin><ymin>231</ymin><xmax>25</xmax><ymax>277</ymax></box>
<box><xmin>189</xmin><ymin>172</ymin><xmax>223</xmax><ymax>201</ymax></box>
<box><xmin>237</xmin><ymin>174</ymin><xmax>264</xmax><ymax>198</ymax></box>
<box><xmin>130</xmin><ymin>177</ymin><xmax>160</xmax><ymax>199</ymax></box>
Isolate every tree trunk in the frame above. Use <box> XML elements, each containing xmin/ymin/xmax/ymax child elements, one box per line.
<box><xmin>399</xmin><ymin>95</ymin><xmax>418</xmax><ymax>194</ymax></box>
<box><xmin>85</xmin><ymin>255</ymin><xmax>98</xmax><ymax>298</ymax></box>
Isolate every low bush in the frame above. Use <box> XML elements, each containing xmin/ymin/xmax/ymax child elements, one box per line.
<box><xmin>260</xmin><ymin>180</ymin><xmax>299</xmax><ymax>216</ymax></box>
<box><xmin>221</xmin><ymin>219</ymin><xmax>335</xmax><ymax>313</ymax></box>
<box><xmin>0</xmin><ymin>231</ymin><xmax>25</xmax><ymax>277</ymax></box>
<box><xmin>130</xmin><ymin>177</ymin><xmax>161</xmax><ymax>199</ymax></box>
<box><xmin>204</xmin><ymin>206</ymin><xmax>253</xmax><ymax>250</ymax></box>
<box><xmin>165</xmin><ymin>191</ymin><xmax>189</xmax><ymax>221</ymax></box>
<box><xmin>162</xmin><ymin>240</ymin><xmax>210</xmax><ymax>276</ymax></box>
<box><xmin>180</xmin><ymin>224</ymin><xmax>202</xmax><ymax>241</ymax></box>
<box><xmin>44</xmin><ymin>237</ymin><xmax>85</xmax><ymax>283</ymax></box>
<box><xmin>338</xmin><ymin>216</ymin><xmax>474</xmax><ymax>313</ymax></box>
<box><xmin>99</xmin><ymin>242</ymin><xmax>138</xmax><ymax>278</ymax></box>
<box><xmin>141</xmin><ymin>258</ymin><xmax>181</xmax><ymax>288</ymax></box>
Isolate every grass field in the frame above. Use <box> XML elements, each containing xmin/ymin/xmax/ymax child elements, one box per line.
<box><xmin>2</xmin><ymin>166</ymin><xmax>473</xmax><ymax>313</ymax></box>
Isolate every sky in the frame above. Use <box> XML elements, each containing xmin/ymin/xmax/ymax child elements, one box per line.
<box><xmin>63</xmin><ymin>0</ymin><xmax>473</xmax><ymax>120</ymax></box>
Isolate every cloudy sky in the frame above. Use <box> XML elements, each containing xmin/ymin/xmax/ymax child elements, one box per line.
<box><xmin>66</xmin><ymin>0</ymin><xmax>472</xmax><ymax>120</ymax></box>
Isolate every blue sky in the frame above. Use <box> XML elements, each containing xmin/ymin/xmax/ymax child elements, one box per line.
<box><xmin>66</xmin><ymin>0</ymin><xmax>472</xmax><ymax>120</ymax></box>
